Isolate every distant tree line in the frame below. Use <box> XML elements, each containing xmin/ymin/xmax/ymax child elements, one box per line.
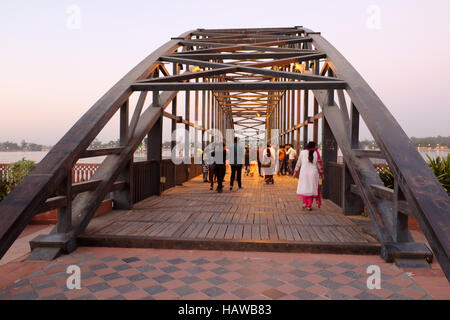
<box><xmin>410</xmin><ymin>136</ymin><xmax>450</xmax><ymax>148</ymax></box>
<box><xmin>0</xmin><ymin>140</ymin><xmax>48</xmax><ymax>152</ymax></box>
<box><xmin>359</xmin><ymin>136</ymin><xmax>450</xmax><ymax>149</ymax></box>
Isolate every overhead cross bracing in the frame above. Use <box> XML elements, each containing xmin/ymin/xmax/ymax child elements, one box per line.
<box><xmin>135</xmin><ymin>29</ymin><xmax>344</xmax><ymax>136</ymax></box>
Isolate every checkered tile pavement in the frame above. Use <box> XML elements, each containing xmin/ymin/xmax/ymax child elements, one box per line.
<box><xmin>1</xmin><ymin>247</ymin><xmax>446</xmax><ymax>300</ymax></box>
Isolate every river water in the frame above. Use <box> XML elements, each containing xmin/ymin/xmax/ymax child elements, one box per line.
<box><xmin>0</xmin><ymin>150</ymin><xmax>173</xmax><ymax>164</ymax></box>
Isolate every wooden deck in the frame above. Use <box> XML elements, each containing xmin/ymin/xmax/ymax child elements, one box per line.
<box><xmin>79</xmin><ymin>171</ymin><xmax>380</xmax><ymax>254</ymax></box>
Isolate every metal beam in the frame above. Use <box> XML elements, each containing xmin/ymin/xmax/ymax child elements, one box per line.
<box><xmin>132</xmin><ymin>81</ymin><xmax>347</xmax><ymax>91</ymax></box>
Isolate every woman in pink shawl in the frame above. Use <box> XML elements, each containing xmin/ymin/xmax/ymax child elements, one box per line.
<box><xmin>293</xmin><ymin>141</ymin><xmax>324</xmax><ymax>211</ymax></box>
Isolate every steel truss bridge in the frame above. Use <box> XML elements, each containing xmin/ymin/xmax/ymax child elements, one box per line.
<box><xmin>0</xmin><ymin>27</ymin><xmax>448</xmax><ymax>280</ymax></box>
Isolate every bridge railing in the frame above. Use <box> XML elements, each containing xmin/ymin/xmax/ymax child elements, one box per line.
<box><xmin>327</xmin><ymin>162</ymin><xmax>412</xmax><ymax>218</ymax></box>
<box><xmin>0</xmin><ymin>163</ymin><xmax>101</xmax><ymax>185</ymax></box>
<box><xmin>133</xmin><ymin>158</ymin><xmax>202</xmax><ymax>203</ymax></box>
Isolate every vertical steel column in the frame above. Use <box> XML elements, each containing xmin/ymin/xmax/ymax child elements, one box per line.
<box><xmin>278</xmin><ymin>91</ymin><xmax>281</xmax><ymax>144</ymax></box>
<box><xmin>283</xmin><ymin>90</ymin><xmax>286</xmax><ymax>144</ymax></box>
<box><xmin>202</xmin><ymin>84</ymin><xmax>206</xmax><ymax>151</ymax></box>
<box><xmin>296</xmin><ymin>90</ymin><xmax>301</xmax><ymax>152</ymax></box>
<box><xmin>303</xmin><ymin>90</ymin><xmax>309</xmax><ymax>148</ymax></box>
<box><xmin>56</xmin><ymin>173</ymin><xmax>72</xmax><ymax>233</ymax></box>
<box><xmin>194</xmin><ymin>78</ymin><xmax>199</xmax><ymax>156</ymax></box>
<box><xmin>342</xmin><ymin>102</ymin><xmax>364</xmax><ymax>214</ymax></box>
<box><xmin>171</xmin><ymin>64</ymin><xmax>178</xmax><ymax>185</ymax></box>
<box><xmin>113</xmin><ymin>99</ymin><xmax>134</xmax><ymax>209</ymax></box>
<box><xmin>393</xmin><ymin>179</ymin><xmax>409</xmax><ymax>242</ymax></box>
<box><xmin>287</xmin><ymin>87</ymin><xmax>291</xmax><ymax>144</ymax></box>
<box><xmin>321</xmin><ymin>89</ymin><xmax>338</xmax><ymax>200</ymax></box>
<box><xmin>291</xmin><ymin>88</ymin><xmax>295</xmax><ymax>146</ymax></box>
<box><xmin>147</xmin><ymin>91</ymin><xmax>163</xmax><ymax>195</ymax></box>
<box><xmin>211</xmin><ymin>89</ymin><xmax>215</xmax><ymax>142</ymax></box>
<box><xmin>185</xmin><ymin>90</ymin><xmax>190</xmax><ymax>160</ymax></box>
<box><xmin>313</xmin><ymin>59</ymin><xmax>320</xmax><ymax>143</ymax></box>
<box><xmin>207</xmin><ymin>87</ymin><xmax>211</xmax><ymax>144</ymax></box>
<box><xmin>313</xmin><ymin>98</ymin><xmax>319</xmax><ymax>144</ymax></box>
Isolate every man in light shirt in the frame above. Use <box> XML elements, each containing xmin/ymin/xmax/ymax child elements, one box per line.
<box><xmin>285</xmin><ymin>144</ymin><xmax>297</xmax><ymax>175</ymax></box>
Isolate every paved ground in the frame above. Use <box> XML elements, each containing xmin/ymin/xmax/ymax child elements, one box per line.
<box><xmin>0</xmin><ymin>247</ymin><xmax>449</xmax><ymax>300</ymax></box>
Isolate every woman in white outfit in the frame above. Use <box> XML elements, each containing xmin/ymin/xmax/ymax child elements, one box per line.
<box><xmin>293</xmin><ymin>141</ymin><xmax>324</xmax><ymax>211</ymax></box>
<box><xmin>261</xmin><ymin>146</ymin><xmax>275</xmax><ymax>184</ymax></box>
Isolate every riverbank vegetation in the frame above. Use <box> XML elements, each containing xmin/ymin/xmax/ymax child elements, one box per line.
<box><xmin>378</xmin><ymin>154</ymin><xmax>450</xmax><ymax>196</ymax></box>
<box><xmin>0</xmin><ymin>159</ymin><xmax>35</xmax><ymax>201</ymax></box>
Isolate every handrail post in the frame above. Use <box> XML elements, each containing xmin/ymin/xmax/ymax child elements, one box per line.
<box><xmin>56</xmin><ymin>170</ymin><xmax>72</xmax><ymax>234</ymax></box>
<box><xmin>113</xmin><ymin>99</ymin><xmax>134</xmax><ymax>209</ymax></box>
<box><xmin>321</xmin><ymin>90</ymin><xmax>338</xmax><ymax>200</ymax></box>
<box><xmin>393</xmin><ymin>178</ymin><xmax>409</xmax><ymax>242</ymax></box>
<box><xmin>147</xmin><ymin>90</ymin><xmax>163</xmax><ymax>195</ymax></box>
<box><xmin>343</xmin><ymin>103</ymin><xmax>364</xmax><ymax>215</ymax></box>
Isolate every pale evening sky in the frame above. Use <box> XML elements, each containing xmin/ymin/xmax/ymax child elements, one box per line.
<box><xmin>0</xmin><ymin>0</ymin><xmax>449</xmax><ymax>145</ymax></box>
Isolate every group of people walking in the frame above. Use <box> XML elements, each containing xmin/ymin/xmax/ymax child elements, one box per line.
<box><xmin>277</xmin><ymin>144</ymin><xmax>297</xmax><ymax>176</ymax></box>
<box><xmin>202</xmin><ymin>139</ymin><xmax>324</xmax><ymax>211</ymax></box>
<box><xmin>202</xmin><ymin>138</ymin><xmax>244</xmax><ymax>193</ymax></box>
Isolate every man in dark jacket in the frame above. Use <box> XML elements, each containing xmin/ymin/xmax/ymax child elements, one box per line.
<box><xmin>229</xmin><ymin>137</ymin><xmax>244</xmax><ymax>190</ymax></box>
<box><xmin>213</xmin><ymin>143</ymin><xmax>227</xmax><ymax>193</ymax></box>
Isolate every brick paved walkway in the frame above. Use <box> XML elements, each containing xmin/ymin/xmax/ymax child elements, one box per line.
<box><xmin>1</xmin><ymin>247</ymin><xmax>449</xmax><ymax>300</ymax></box>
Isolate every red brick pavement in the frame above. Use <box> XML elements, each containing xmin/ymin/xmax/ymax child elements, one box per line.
<box><xmin>0</xmin><ymin>247</ymin><xmax>448</xmax><ymax>300</ymax></box>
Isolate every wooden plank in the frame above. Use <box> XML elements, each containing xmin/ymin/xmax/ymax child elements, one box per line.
<box><xmin>267</xmin><ymin>215</ymin><xmax>279</xmax><ymax>241</ymax></box>
<box><xmin>229</xmin><ymin>213</ymin><xmax>239</xmax><ymax>224</ymax></box>
<box><xmin>224</xmin><ymin>224</ymin><xmax>236</xmax><ymax>240</ymax></box>
<box><xmin>283</xmin><ymin>226</ymin><xmax>295</xmax><ymax>241</ymax></box>
<box><xmin>96</xmin><ymin>221</ymin><xmax>129</xmax><ymax>235</ymax></box>
<box><xmin>279</xmin><ymin>214</ymin><xmax>289</xmax><ymax>225</ymax></box>
<box><xmin>215</xmin><ymin>224</ymin><xmax>228</xmax><ymax>239</ymax></box>
<box><xmin>179</xmin><ymin>223</ymin><xmax>198</xmax><ymax>238</ymax></box>
<box><xmin>260</xmin><ymin>214</ymin><xmax>267</xmax><ymax>224</ymax></box>
<box><xmin>81</xmin><ymin>147</ymin><xmax>124</xmax><ymax>158</ymax></box>
<box><xmin>157</xmin><ymin>223</ymin><xmax>182</xmax><ymax>237</ymax></box>
<box><xmin>354</xmin><ymin>149</ymin><xmax>384</xmax><ymax>159</ymax></box>
<box><xmin>277</xmin><ymin>225</ymin><xmax>287</xmax><ymax>241</ymax></box>
<box><xmin>233</xmin><ymin>225</ymin><xmax>243</xmax><ymax>240</ymax></box>
<box><xmin>304</xmin><ymin>226</ymin><xmax>321</xmax><ymax>242</ymax></box>
<box><xmin>295</xmin><ymin>226</ymin><xmax>312</xmax><ymax>242</ymax></box>
<box><xmin>345</xmin><ymin>226</ymin><xmax>368</xmax><ymax>243</ymax></box>
<box><xmin>197</xmin><ymin>224</ymin><xmax>212</xmax><ymax>239</ymax></box>
<box><xmin>327</xmin><ymin>226</ymin><xmax>349</xmax><ymax>243</ymax></box>
<box><xmin>336</xmin><ymin>226</ymin><xmax>359</xmax><ymax>243</ymax></box>
<box><xmin>187</xmin><ymin>223</ymin><xmax>206</xmax><ymax>239</ymax></box>
<box><xmin>206</xmin><ymin>224</ymin><xmax>220</xmax><ymax>239</ymax></box>
<box><xmin>311</xmin><ymin>226</ymin><xmax>330</xmax><ymax>242</ymax></box>
<box><xmin>289</xmin><ymin>225</ymin><xmax>302</xmax><ymax>241</ymax></box>
<box><xmin>71</xmin><ymin>179</ymin><xmax>102</xmax><ymax>195</ymax></box>
<box><xmin>116</xmin><ymin>222</ymin><xmax>152</xmax><ymax>236</ymax></box>
<box><xmin>38</xmin><ymin>196</ymin><xmax>67</xmax><ymax>214</ymax></box>
<box><xmin>260</xmin><ymin>225</ymin><xmax>269</xmax><ymax>240</ymax></box>
<box><xmin>285</xmin><ymin>215</ymin><xmax>297</xmax><ymax>225</ymax></box>
<box><xmin>319</xmin><ymin>226</ymin><xmax>339</xmax><ymax>242</ymax></box>
<box><xmin>251</xmin><ymin>225</ymin><xmax>260</xmax><ymax>240</ymax></box>
<box><xmin>273</xmin><ymin>214</ymin><xmax>281</xmax><ymax>225</ymax></box>
<box><xmin>146</xmin><ymin>222</ymin><xmax>170</xmax><ymax>237</ymax></box>
<box><xmin>243</xmin><ymin>225</ymin><xmax>252</xmax><ymax>240</ymax></box>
